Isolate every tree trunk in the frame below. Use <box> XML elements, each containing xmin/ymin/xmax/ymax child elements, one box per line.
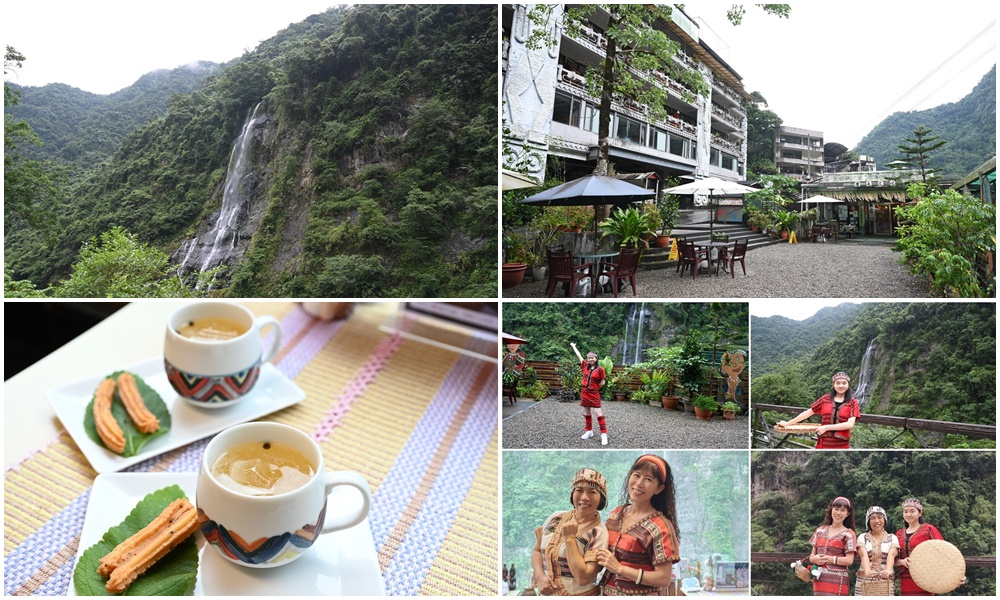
<box><xmin>593</xmin><ymin>9</ymin><xmax>618</xmax><ymax>223</ymax></box>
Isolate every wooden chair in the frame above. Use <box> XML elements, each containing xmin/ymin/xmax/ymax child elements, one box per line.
<box><xmin>727</xmin><ymin>239</ymin><xmax>748</xmax><ymax>277</ymax></box>
<box><xmin>601</xmin><ymin>247</ymin><xmax>640</xmax><ymax>297</ymax></box>
<box><xmin>545</xmin><ymin>248</ymin><xmax>593</xmax><ymax>298</ymax></box>
<box><xmin>827</xmin><ymin>221</ymin><xmax>839</xmax><ymax>242</ymax></box>
<box><xmin>677</xmin><ymin>240</ymin><xmax>702</xmax><ymax>279</ymax></box>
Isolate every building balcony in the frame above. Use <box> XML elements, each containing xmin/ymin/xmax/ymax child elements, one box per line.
<box><xmin>711</xmin><ymin>134</ymin><xmax>741</xmax><ymax>154</ymax></box>
<box><xmin>711</xmin><ymin>105</ymin><xmax>744</xmax><ymax>130</ymax></box>
<box><xmin>556</xmin><ymin>64</ymin><xmax>589</xmax><ymax>93</ymax></box>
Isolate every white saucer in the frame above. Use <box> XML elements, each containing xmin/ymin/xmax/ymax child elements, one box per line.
<box><xmin>47</xmin><ymin>357</ymin><xmax>305</xmax><ymax>473</ymax></box>
<box><xmin>69</xmin><ymin>473</ymin><xmax>385</xmax><ymax>596</ymax></box>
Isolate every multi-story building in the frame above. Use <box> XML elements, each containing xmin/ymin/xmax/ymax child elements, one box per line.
<box><xmin>773</xmin><ymin>126</ymin><xmax>824</xmax><ymax>182</ymax></box>
<box><xmin>502</xmin><ymin>4</ymin><xmax>750</xmax><ymax>193</ymax></box>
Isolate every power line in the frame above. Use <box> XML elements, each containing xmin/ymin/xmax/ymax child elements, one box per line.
<box><xmin>847</xmin><ymin>20</ymin><xmax>995</xmax><ymax>143</ymax></box>
<box><xmin>909</xmin><ymin>46</ymin><xmax>996</xmax><ymax>111</ymax></box>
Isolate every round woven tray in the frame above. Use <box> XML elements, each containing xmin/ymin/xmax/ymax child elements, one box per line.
<box><xmin>910</xmin><ymin>539</ymin><xmax>965</xmax><ymax>594</ymax></box>
<box><xmin>774</xmin><ymin>423</ymin><xmax>820</xmax><ymax>433</ymax></box>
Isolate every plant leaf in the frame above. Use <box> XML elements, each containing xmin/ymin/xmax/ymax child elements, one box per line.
<box><xmin>73</xmin><ymin>485</ymin><xmax>198</xmax><ymax>596</ymax></box>
<box><xmin>83</xmin><ymin>371</ymin><xmax>171</xmax><ymax>457</ymax></box>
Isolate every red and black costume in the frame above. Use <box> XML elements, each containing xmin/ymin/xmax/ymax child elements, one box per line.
<box><xmin>811</xmin><ymin>394</ymin><xmax>860</xmax><ymax>449</ymax></box>
<box><xmin>580</xmin><ymin>360</ymin><xmax>607</xmax><ymax>436</ymax></box>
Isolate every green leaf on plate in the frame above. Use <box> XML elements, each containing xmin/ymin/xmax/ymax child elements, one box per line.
<box><xmin>73</xmin><ymin>485</ymin><xmax>198</xmax><ymax>596</ymax></box>
<box><xmin>83</xmin><ymin>371</ymin><xmax>171</xmax><ymax>457</ymax></box>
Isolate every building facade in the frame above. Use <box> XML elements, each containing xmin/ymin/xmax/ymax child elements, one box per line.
<box><xmin>773</xmin><ymin>125</ymin><xmax>824</xmax><ymax>182</ymax></box>
<box><xmin>502</xmin><ymin>4</ymin><xmax>750</xmax><ymax>194</ymax></box>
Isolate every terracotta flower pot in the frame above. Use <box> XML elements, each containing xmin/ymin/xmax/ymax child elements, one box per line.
<box><xmin>502</xmin><ymin>263</ymin><xmax>527</xmax><ymax>288</ymax></box>
<box><xmin>661</xmin><ymin>395</ymin><xmax>680</xmax><ymax>410</ymax></box>
<box><xmin>654</xmin><ymin>235</ymin><xmax>671</xmax><ymax>248</ymax></box>
<box><xmin>694</xmin><ymin>407</ymin><xmax>715</xmax><ymax>420</ymax></box>
<box><xmin>723</xmin><ymin>409</ymin><xmax>736</xmax><ymax>420</ymax></box>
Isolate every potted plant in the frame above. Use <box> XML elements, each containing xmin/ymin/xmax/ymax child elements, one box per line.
<box><xmin>599</xmin><ymin>206</ymin><xmax>658</xmax><ymax>249</ymax></box>
<box><xmin>608</xmin><ymin>373</ymin><xmax>630</xmax><ymax>401</ymax></box>
<box><xmin>711</xmin><ymin>231</ymin><xmax>729</xmax><ymax>242</ymax></box>
<box><xmin>773</xmin><ymin>210</ymin><xmax>799</xmax><ymax>240</ymax></box>
<box><xmin>641</xmin><ymin>202</ymin><xmax>662</xmax><ymax>246</ymax></box>
<box><xmin>721</xmin><ymin>401</ymin><xmax>740</xmax><ymax>420</ymax></box>
<box><xmin>654</xmin><ymin>194</ymin><xmax>680</xmax><ymax>247</ymax></box>
<box><xmin>527</xmin><ymin>380</ymin><xmax>550</xmax><ymax>401</ymax></box>
<box><xmin>692</xmin><ymin>394</ymin><xmax>718</xmax><ymax>420</ymax></box>
<box><xmin>676</xmin><ymin>334</ymin><xmax>707</xmax><ymax>411</ymax></box>
<box><xmin>502</xmin><ymin>233</ymin><xmax>531</xmax><ymax>288</ymax></box>
<box><xmin>549</xmin><ymin>205</ymin><xmax>592</xmax><ymax>233</ymax></box>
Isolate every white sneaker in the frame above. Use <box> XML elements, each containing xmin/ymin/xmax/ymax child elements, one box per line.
<box><xmin>601</xmin><ymin>433</ymin><xmax>608</xmax><ymax>446</ymax></box>
<box><xmin>581</xmin><ymin>430</ymin><xmax>594</xmax><ymax>440</ymax></box>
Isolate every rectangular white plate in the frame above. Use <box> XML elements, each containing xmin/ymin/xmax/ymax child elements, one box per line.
<box><xmin>47</xmin><ymin>357</ymin><xmax>306</xmax><ymax>473</ymax></box>
<box><xmin>69</xmin><ymin>473</ymin><xmax>385</xmax><ymax>596</ymax></box>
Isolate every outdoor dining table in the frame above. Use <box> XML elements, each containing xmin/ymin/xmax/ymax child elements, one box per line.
<box><xmin>3</xmin><ymin>302</ymin><xmax>498</xmax><ymax>596</ymax></box>
<box><xmin>576</xmin><ymin>250</ymin><xmax>621</xmax><ymax>296</ymax></box>
<box><xmin>696</xmin><ymin>241</ymin><xmax>732</xmax><ymax>275</ymax></box>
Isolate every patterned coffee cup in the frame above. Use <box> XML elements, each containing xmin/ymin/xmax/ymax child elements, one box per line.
<box><xmin>196</xmin><ymin>422</ymin><xmax>372</xmax><ymax>568</ymax></box>
<box><xmin>164</xmin><ymin>302</ymin><xmax>281</xmax><ymax>407</ymax></box>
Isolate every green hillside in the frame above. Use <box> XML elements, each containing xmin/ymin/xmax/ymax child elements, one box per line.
<box><xmin>854</xmin><ymin>65</ymin><xmax>996</xmax><ymax>178</ymax></box>
<box><xmin>5</xmin><ymin>4</ymin><xmax>497</xmax><ymax>298</ymax></box>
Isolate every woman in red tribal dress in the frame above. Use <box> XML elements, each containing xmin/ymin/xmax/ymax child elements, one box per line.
<box><xmin>570</xmin><ymin>343</ymin><xmax>608</xmax><ymax>445</ymax></box>
<box><xmin>778</xmin><ymin>371</ymin><xmax>860</xmax><ymax>449</ymax></box>
<box><xmin>809</xmin><ymin>496</ymin><xmax>857</xmax><ymax>596</ymax></box>
<box><xmin>894</xmin><ymin>497</ymin><xmax>963</xmax><ymax>595</ymax></box>
<box><xmin>595</xmin><ymin>455</ymin><xmax>680</xmax><ymax>596</ymax></box>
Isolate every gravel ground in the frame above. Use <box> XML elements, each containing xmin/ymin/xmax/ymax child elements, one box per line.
<box><xmin>503</xmin><ymin>241</ymin><xmax>932</xmax><ymax>298</ymax></box>
<box><xmin>502</xmin><ymin>398</ymin><xmax>749</xmax><ymax>449</ymax></box>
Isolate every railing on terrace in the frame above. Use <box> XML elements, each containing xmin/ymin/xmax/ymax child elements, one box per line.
<box><xmin>521</xmin><ymin>360</ymin><xmax>748</xmax><ymax>400</ymax></box>
<box><xmin>753</xmin><ymin>403</ymin><xmax>996</xmax><ymax>449</ymax></box>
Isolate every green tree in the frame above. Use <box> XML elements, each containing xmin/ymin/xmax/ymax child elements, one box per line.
<box><xmin>745</xmin><ymin>91</ymin><xmax>782</xmax><ymax>178</ymax></box>
<box><xmin>894</xmin><ymin>183</ymin><xmax>995</xmax><ymax>297</ymax></box>
<box><xmin>55</xmin><ymin>227</ymin><xmax>206</xmax><ymax>298</ymax></box>
<box><xmin>4</xmin><ymin>46</ymin><xmax>65</xmax><ymax>234</ymax></box>
<box><xmin>896</xmin><ymin>125</ymin><xmax>948</xmax><ymax>184</ymax></box>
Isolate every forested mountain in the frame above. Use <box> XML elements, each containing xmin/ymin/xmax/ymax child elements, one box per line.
<box><xmin>504</xmin><ymin>450</ymin><xmax>749</xmax><ymax>585</ymax></box>
<box><xmin>5</xmin><ymin>62</ymin><xmax>221</xmax><ymax>172</ymax></box>
<box><xmin>854</xmin><ymin>65</ymin><xmax>996</xmax><ymax>178</ymax></box>
<box><xmin>5</xmin><ymin>4</ymin><xmax>497</xmax><ymax>297</ymax></box>
<box><xmin>750</xmin><ymin>303</ymin><xmax>864</xmax><ymax>375</ymax></box>
<box><xmin>751</xmin><ymin>451</ymin><xmax>996</xmax><ymax>597</ymax></box>
<box><xmin>503</xmin><ymin>302</ymin><xmax>749</xmax><ymax>363</ymax></box>
<box><xmin>752</xmin><ymin>303</ymin><xmax>996</xmax><ymax>445</ymax></box>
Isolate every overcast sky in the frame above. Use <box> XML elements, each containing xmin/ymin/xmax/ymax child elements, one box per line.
<box><xmin>3</xmin><ymin>1</ymin><xmax>337</xmax><ymax>95</ymax></box>
<box><xmin>749</xmin><ymin>299</ymin><xmax>860</xmax><ymax>321</ymax></box>
<box><xmin>685</xmin><ymin>2</ymin><xmax>996</xmax><ymax>147</ymax></box>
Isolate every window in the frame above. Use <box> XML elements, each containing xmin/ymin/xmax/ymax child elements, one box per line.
<box><xmin>552</xmin><ymin>92</ymin><xmax>581</xmax><ymax>127</ymax></box>
<box><xmin>582</xmin><ymin>104</ymin><xmax>599</xmax><ymax>133</ymax></box>
<box><xmin>614</xmin><ymin>114</ymin><xmax>645</xmax><ymax>145</ymax></box>
<box><xmin>649</xmin><ymin>127</ymin><xmax>667</xmax><ymax>152</ymax></box>
<box><xmin>710</xmin><ymin>148</ymin><xmax>721</xmax><ymax>166</ymax></box>
<box><xmin>721</xmin><ymin>153</ymin><xmax>737</xmax><ymax>171</ymax></box>
<box><xmin>669</xmin><ymin>135</ymin><xmax>687</xmax><ymax>157</ymax></box>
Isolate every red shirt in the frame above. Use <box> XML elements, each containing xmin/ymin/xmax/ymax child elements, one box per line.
<box><xmin>811</xmin><ymin>394</ymin><xmax>860</xmax><ymax>443</ymax></box>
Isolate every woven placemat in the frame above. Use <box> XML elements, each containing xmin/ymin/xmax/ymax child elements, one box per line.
<box><xmin>4</xmin><ymin>303</ymin><xmax>498</xmax><ymax>596</ymax></box>
<box><xmin>910</xmin><ymin>539</ymin><xmax>965</xmax><ymax>595</ymax></box>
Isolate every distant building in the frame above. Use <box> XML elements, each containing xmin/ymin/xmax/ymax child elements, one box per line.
<box><xmin>773</xmin><ymin>126</ymin><xmax>824</xmax><ymax>182</ymax></box>
<box><xmin>502</xmin><ymin>4</ymin><xmax>749</xmax><ymax>193</ymax></box>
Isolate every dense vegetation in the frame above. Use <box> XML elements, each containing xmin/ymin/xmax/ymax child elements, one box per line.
<box><xmin>504</xmin><ymin>450</ymin><xmax>749</xmax><ymax>585</ymax></box>
<box><xmin>855</xmin><ymin>65</ymin><xmax>996</xmax><ymax>178</ymax></box>
<box><xmin>5</xmin><ymin>62</ymin><xmax>221</xmax><ymax>174</ymax></box>
<box><xmin>750</xmin><ymin>304</ymin><xmax>864</xmax><ymax>376</ymax></box>
<box><xmin>751</xmin><ymin>451</ymin><xmax>996</xmax><ymax>597</ymax></box>
<box><xmin>752</xmin><ymin>303</ymin><xmax>996</xmax><ymax>447</ymax></box>
<box><xmin>502</xmin><ymin>302</ymin><xmax>749</xmax><ymax>363</ymax></box>
<box><xmin>5</xmin><ymin>4</ymin><xmax>497</xmax><ymax>297</ymax></box>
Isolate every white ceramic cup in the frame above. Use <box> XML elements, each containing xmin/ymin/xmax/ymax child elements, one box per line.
<box><xmin>164</xmin><ymin>302</ymin><xmax>282</xmax><ymax>407</ymax></box>
<box><xmin>197</xmin><ymin>422</ymin><xmax>372</xmax><ymax>568</ymax></box>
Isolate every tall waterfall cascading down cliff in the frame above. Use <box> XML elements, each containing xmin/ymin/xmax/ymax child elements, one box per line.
<box><xmin>176</xmin><ymin>102</ymin><xmax>267</xmax><ymax>286</ymax></box>
<box><xmin>853</xmin><ymin>338</ymin><xmax>878</xmax><ymax>407</ymax></box>
<box><xmin>622</xmin><ymin>302</ymin><xmax>648</xmax><ymax>365</ymax></box>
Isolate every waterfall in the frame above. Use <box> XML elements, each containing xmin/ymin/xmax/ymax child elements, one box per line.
<box><xmin>177</xmin><ymin>102</ymin><xmax>266</xmax><ymax>283</ymax></box>
<box><xmin>853</xmin><ymin>338</ymin><xmax>878</xmax><ymax>407</ymax></box>
<box><xmin>621</xmin><ymin>302</ymin><xmax>648</xmax><ymax>365</ymax></box>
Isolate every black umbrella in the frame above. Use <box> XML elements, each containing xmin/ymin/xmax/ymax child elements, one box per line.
<box><xmin>518</xmin><ymin>174</ymin><xmax>655</xmax><ymax>249</ymax></box>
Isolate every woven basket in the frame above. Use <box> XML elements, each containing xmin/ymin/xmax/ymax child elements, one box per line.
<box><xmin>910</xmin><ymin>539</ymin><xmax>965</xmax><ymax>594</ymax></box>
<box><xmin>858</xmin><ymin>577</ymin><xmax>892</xmax><ymax>596</ymax></box>
<box><xmin>775</xmin><ymin>423</ymin><xmax>820</xmax><ymax>434</ymax></box>
<box><xmin>793</xmin><ymin>562</ymin><xmax>813</xmax><ymax>583</ymax></box>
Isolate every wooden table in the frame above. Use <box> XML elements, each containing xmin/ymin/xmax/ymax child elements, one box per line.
<box><xmin>577</xmin><ymin>251</ymin><xmax>620</xmax><ymax>296</ymax></box>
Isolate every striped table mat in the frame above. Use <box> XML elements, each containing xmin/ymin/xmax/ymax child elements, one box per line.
<box><xmin>3</xmin><ymin>303</ymin><xmax>498</xmax><ymax>596</ymax></box>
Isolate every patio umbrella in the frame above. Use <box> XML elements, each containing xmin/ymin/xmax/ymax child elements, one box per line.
<box><xmin>518</xmin><ymin>173</ymin><xmax>655</xmax><ymax>250</ymax></box>
<box><xmin>662</xmin><ymin>177</ymin><xmax>757</xmax><ymax>238</ymax></box>
<box><xmin>798</xmin><ymin>194</ymin><xmax>842</xmax><ymax>221</ymax></box>
<box><xmin>502</xmin><ymin>169</ymin><xmax>539</xmax><ymax>191</ymax></box>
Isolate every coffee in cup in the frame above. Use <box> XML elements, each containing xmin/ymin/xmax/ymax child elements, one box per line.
<box><xmin>164</xmin><ymin>302</ymin><xmax>282</xmax><ymax>407</ymax></box>
<box><xmin>197</xmin><ymin>422</ymin><xmax>372</xmax><ymax>568</ymax></box>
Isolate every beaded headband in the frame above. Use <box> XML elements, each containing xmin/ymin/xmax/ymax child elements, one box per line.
<box><xmin>832</xmin><ymin>371</ymin><xmax>851</xmax><ymax>383</ymax></box>
<box><xmin>635</xmin><ymin>454</ymin><xmax>669</xmax><ymax>480</ymax></box>
<box><xmin>902</xmin><ymin>498</ymin><xmax>924</xmax><ymax>513</ymax></box>
<box><xmin>570</xmin><ymin>468</ymin><xmax>607</xmax><ymax>498</ymax></box>
<box><xmin>865</xmin><ymin>506</ymin><xmax>887</xmax><ymax>526</ymax></box>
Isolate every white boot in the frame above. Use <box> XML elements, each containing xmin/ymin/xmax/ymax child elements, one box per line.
<box><xmin>601</xmin><ymin>433</ymin><xmax>608</xmax><ymax>446</ymax></box>
<box><xmin>581</xmin><ymin>430</ymin><xmax>594</xmax><ymax>440</ymax></box>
